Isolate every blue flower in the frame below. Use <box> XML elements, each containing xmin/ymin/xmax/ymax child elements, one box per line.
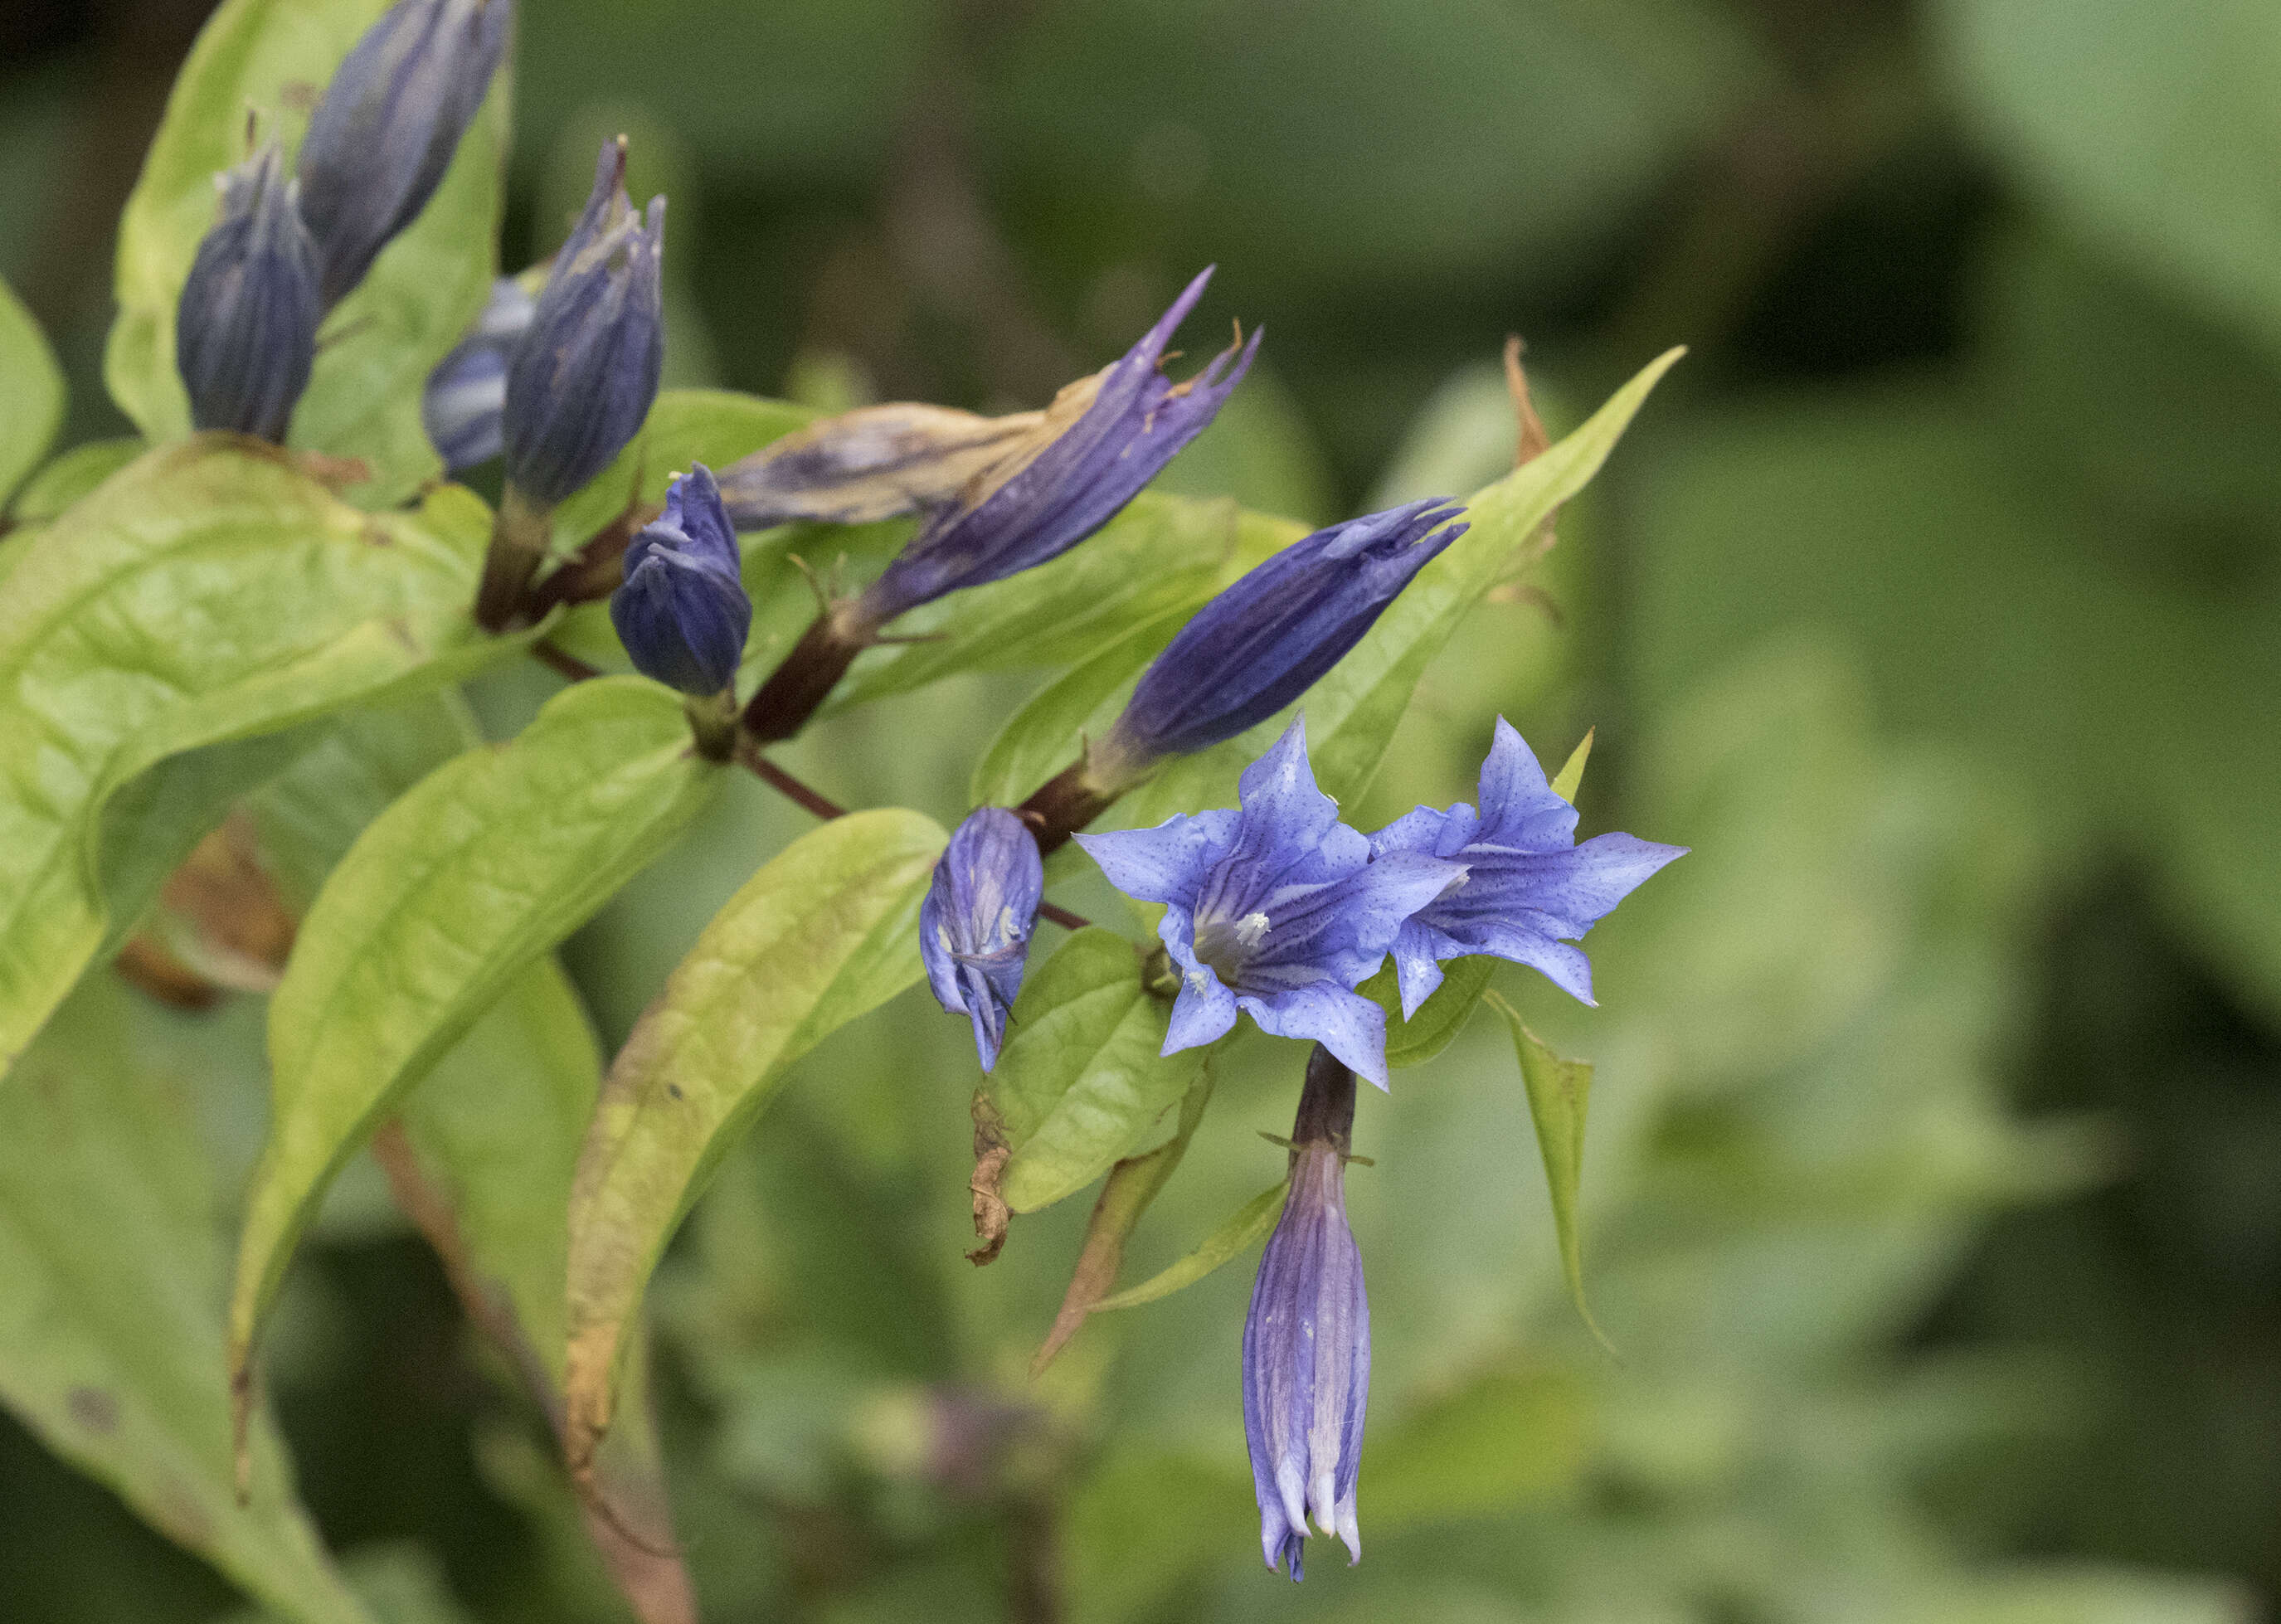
<box><xmin>1369</xmin><ymin>717</ymin><xmax>1686</xmax><ymax>1014</ymax></box>
<box><xmin>1245</xmin><ymin>1045</ymin><xmax>1369</xmax><ymax>1581</ymax></box>
<box><xmin>854</xmin><ymin>266</ymin><xmax>1258</xmax><ymax>628</ymax></box>
<box><xmin>1075</xmin><ymin>719</ymin><xmax>1461</xmax><ymax>1087</ymax></box>
<box><xmin>295</xmin><ymin>0</ymin><xmax>511</xmax><ymax>309</ymax></box>
<box><xmin>421</xmin><ymin>273</ymin><xmax>535</xmax><ymax>471</ymax></box>
<box><xmin>1098</xmin><ymin>498</ymin><xmax>1468</xmax><ymax>774</ymax></box>
<box><xmin>502</xmin><ymin>137</ymin><xmax>664</xmax><ymax>508</ymax></box>
<box><xmin>921</xmin><ymin>808</ymin><xmax>1045</xmax><ymax>1072</ymax></box>
<box><xmin>176</xmin><ymin>140</ymin><xmax>321</xmax><ymax>443</ymax></box>
<box><xmin>610</xmin><ymin>464</ymin><xmax>751</xmax><ymax>697</ymax></box>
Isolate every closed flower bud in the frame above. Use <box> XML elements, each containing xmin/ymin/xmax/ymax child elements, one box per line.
<box><xmin>1245</xmin><ymin>1045</ymin><xmax>1369</xmax><ymax>1582</ymax></box>
<box><xmin>716</xmin><ymin>402</ymin><xmax>1051</xmax><ymax>529</ymax></box>
<box><xmin>296</xmin><ymin>0</ymin><xmax>512</xmax><ymax>309</ymax></box>
<box><xmin>421</xmin><ymin>273</ymin><xmax>535</xmax><ymax>471</ymax></box>
<box><xmin>176</xmin><ymin>140</ymin><xmax>321</xmax><ymax>443</ymax></box>
<box><xmin>920</xmin><ymin>808</ymin><xmax>1044</xmax><ymax>1072</ymax></box>
<box><xmin>854</xmin><ymin>266</ymin><xmax>1258</xmax><ymax>629</ymax></box>
<box><xmin>501</xmin><ymin>138</ymin><xmax>665</xmax><ymax>508</ymax></box>
<box><xmin>1097</xmin><ymin>498</ymin><xmax>1467</xmax><ymax>780</ymax></box>
<box><xmin>610</xmin><ymin>464</ymin><xmax>751</xmax><ymax>697</ymax></box>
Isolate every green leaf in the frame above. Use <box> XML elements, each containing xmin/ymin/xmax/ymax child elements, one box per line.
<box><xmin>987</xmin><ymin>927</ymin><xmax>1207</xmax><ymax>1213</ymax></box>
<box><xmin>825</xmin><ymin>491</ymin><xmax>1238</xmax><ymax>711</ymax></box>
<box><xmin>1102</xmin><ymin>351</ymin><xmax>1681</xmax><ymax>834</ymax></box>
<box><xmin>0</xmin><ymin>275</ymin><xmax>65</xmax><ymax>507</ymax></box>
<box><xmin>1090</xmin><ymin>1178</ymin><xmax>1288</xmax><ymax>1311</ymax></box>
<box><xmin>1485</xmin><ymin>990</ymin><xmax>1607</xmax><ymax>1348</ymax></box>
<box><xmin>1360</xmin><ymin>955</ymin><xmax>1496</xmax><ymax>1070</ymax></box>
<box><xmin>231</xmin><ymin>678</ymin><xmax>725</xmax><ymax>1380</ymax></box>
<box><xmin>0</xmin><ymin>441</ymin><xmax>517</xmax><ymax>1071</ymax></box>
<box><xmin>1549</xmin><ymin>726</ymin><xmax>1595</xmax><ymax>804</ymax></box>
<box><xmin>0</xmin><ymin>976</ymin><xmax>372</xmax><ymax>1624</ymax></box>
<box><xmin>967</xmin><ymin>506</ymin><xmax>1309</xmax><ymax>809</ymax></box>
<box><xmin>7</xmin><ymin>437</ymin><xmax>144</xmax><ymax>524</ymax></box>
<box><xmin>549</xmin><ymin>387</ymin><xmax>819</xmax><ymax>548</ymax></box>
<box><xmin>562</xmin><ymin>808</ymin><xmax>945</xmax><ymax>1473</ymax></box>
<box><xmin>105</xmin><ymin>0</ymin><xmax>508</xmax><ymax>506</ymax></box>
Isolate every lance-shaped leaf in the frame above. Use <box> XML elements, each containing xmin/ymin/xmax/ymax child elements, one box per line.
<box><xmin>0</xmin><ymin>274</ymin><xmax>65</xmax><ymax>507</ymax></box>
<box><xmin>1485</xmin><ymin>991</ymin><xmax>1608</xmax><ymax>1347</ymax></box>
<box><xmin>231</xmin><ymin>678</ymin><xmax>726</xmax><ymax>1400</ymax></box>
<box><xmin>0</xmin><ymin>440</ymin><xmax>513</xmax><ymax>1072</ymax></box>
<box><xmin>985</xmin><ymin>927</ymin><xmax>1207</xmax><ymax>1214</ymax></box>
<box><xmin>824</xmin><ymin>492</ymin><xmax>1237</xmax><ymax>712</ymax></box>
<box><xmin>1090</xmin><ymin>1179</ymin><xmax>1290</xmax><ymax>1311</ymax></box>
<box><xmin>1104</xmin><ymin>350</ymin><xmax>1683</xmax><ymax>834</ymax></box>
<box><xmin>107</xmin><ymin>0</ymin><xmax>508</xmax><ymax>506</ymax></box>
<box><xmin>563</xmin><ymin>809</ymin><xmax>946</xmax><ymax>1477</ymax></box>
<box><xmin>0</xmin><ymin>976</ymin><xmax>372</xmax><ymax>1624</ymax></box>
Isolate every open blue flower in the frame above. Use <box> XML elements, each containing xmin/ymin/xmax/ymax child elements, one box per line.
<box><xmin>922</xmin><ymin>808</ymin><xmax>1045</xmax><ymax>1072</ymax></box>
<box><xmin>1369</xmin><ymin>717</ymin><xmax>1685</xmax><ymax>1015</ymax></box>
<box><xmin>1075</xmin><ymin>719</ymin><xmax>1460</xmax><ymax>1087</ymax></box>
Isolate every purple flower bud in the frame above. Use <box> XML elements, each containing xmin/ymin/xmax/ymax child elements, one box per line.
<box><xmin>502</xmin><ymin>139</ymin><xmax>664</xmax><ymax>508</ymax></box>
<box><xmin>1076</xmin><ymin>718</ymin><xmax>1461</xmax><ymax>1087</ymax></box>
<box><xmin>176</xmin><ymin>141</ymin><xmax>320</xmax><ymax>443</ymax></box>
<box><xmin>921</xmin><ymin>808</ymin><xmax>1044</xmax><ymax>1072</ymax></box>
<box><xmin>421</xmin><ymin>273</ymin><xmax>534</xmax><ymax>470</ymax></box>
<box><xmin>854</xmin><ymin>266</ymin><xmax>1258</xmax><ymax>628</ymax></box>
<box><xmin>296</xmin><ymin>0</ymin><xmax>512</xmax><ymax>309</ymax></box>
<box><xmin>610</xmin><ymin>464</ymin><xmax>751</xmax><ymax>696</ymax></box>
<box><xmin>1369</xmin><ymin>717</ymin><xmax>1686</xmax><ymax>1013</ymax></box>
<box><xmin>1101</xmin><ymin>498</ymin><xmax>1467</xmax><ymax>773</ymax></box>
<box><xmin>1245</xmin><ymin>1045</ymin><xmax>1369</xmax><ymax>1581</ymax></box>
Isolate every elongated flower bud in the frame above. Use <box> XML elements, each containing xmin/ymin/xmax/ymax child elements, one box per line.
<box><xmin>716</xmin><ymin>402</ymin><xmax>1049</xmax><ymax>528</ymax></box>
<box><xmin>610</xmin><ymin>464</ymin><xmax>750</xmax><ymax>697</ymax></box>
<box><xmin>1245</xmin><ymin>1045</ymin><xmax>1369</xmax><ymax>1581</ymax></box>
<box><xmin>921</xmin><ymin>808</ymin><xmax>1044</xmax><ymax>1072</ymax></box>
<box><xmin>501</xmin><ymin>138</ymin><xmax>665</xmax><ymax>508</ymax></box>
<box><xmin>421</xmin><ymin>273</ymin><xmax>535</xmax><ymax>471</ymax></box>
<box><xmin>1097</xmin><ymin>498</ymin><xmax>1466</xmax><ymax>780</ymax></box>
<box><xmin>854</xmin><ymin>266</ymin><xmax>1258</xmax><ymax>629</ymax></box>
<box><xmin>176</xmin><ymin>141</ymin><xmax>320</xmax><ymax>443</ymax></box>
<box><xmin>297</xmin><ymin>0</ymin><xmax>512</xmax><ymax>309</ymax></box>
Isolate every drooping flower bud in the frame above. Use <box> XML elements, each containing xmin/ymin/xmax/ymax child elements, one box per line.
<box><xmin>920</xmin><ymin>808</ymin><xmax>1045</xmax><ymax>1072</ymax></box>
<box><xmin>1096</xmin><ymin>498</ymin><xmax>1467</xmax><ymax>780</ymax></box>
<box><xmin>716</xmin><ymin>402</ymin><xmax>1050</xmax><ymax>529</ymax></box>
<box><xmin>296</xmin><ymin>0</ymin><xmax>513</xmax><ymax>309</ymax></box>
<box><xmin>500</xmin><ymin>137</ymin><xmax>665</xmax><ymax>508</ymax></box>
<box><xmin>176</xmin><ymin>140</ymin><xmax>320</xmax><ymax>444</ymax></box>
<box><xmin>854</xmin><ymin>265</ymin><xmax>1258</xmax><ymax>629</ymax></box>
<box><xmin>1369</xmin><ymin>717</ymin><xmax>1686</xmax><ymax>1013</ymax></box>
<box><xmin>421</xmin><ymin>273</ymin><xmax>535</xmax><ymax>471</ymax></box>
<box><xmin>1245</xmin><ymin>1044</ymin><xmax>1370</xmax><ymax>1582</ymax></box>
<box><xmin>610</xmin><ymin>464</ymin><xmax>751</xmax><ymax>697</ymax></box>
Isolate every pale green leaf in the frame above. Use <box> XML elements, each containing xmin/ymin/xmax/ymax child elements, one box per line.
<box><xmin>989</xmin><ymin>927</ymin><xmax>1206</xmax><ymax>1213</ymax></box>
<box><xmin>1549</xmin><ymin>727</ymin><xmax>1595</xmax><ymax>804</ymax></box>
<box><xmin>0</xmin><ymin>441</ymin><xmax>517</xmax><ymax>1071</ymax></box>
<box><xmin>1090</xmin><ymin>1178</ymin><xmax>1288</xmax><ymax>1311</ymax></box>
<box><xmin>0</xmin><ymin>976</ymin><xmax>372</xmax><ymax>1624</ymax></box>
<box><xmin>1102</xmin><ymin>351</ymin><xmax>1680</xmax><ymax>834</ymax></box>
<box><xmin>1486</xmin><ymin>990</ymin><xmax>1607</xmax><ymax>1348</ymax></box>
<box><xmin>105</xmin><ymin>0</ymin><xmax>509</xmax><ymax>506</ymax></box>
<box><xmin>7</xmin><ymin>437</ymin><xmax>144</xmax><ymax>524</ymax></box>
<box><xmin>231</xmin><ymin>678</ymin><xmax>725</xmax><ymax>1375</ymax></box>
<box><xmin>562</xmin><ymin>808</ymin><xmax>946</xmax><ymax>1471</ymax></box>
<box><xmin>548</xmin><ymin>387</ymin><xmax>819</xmax><ymax>549</ymax></box>
<box><xmin>824</xmin><ymin>491</ymin><xmax>1238</xmax><ymax>711</ymax></box>
<box><xmin>0</xmin><ymin>275</ymin><xmax>65</xmax><ymax>507</ymax></box>
<box><xmin>1360</xmin><ymin>955</ymin><xmax>1495</xmax><ymax>1071</ymax></box>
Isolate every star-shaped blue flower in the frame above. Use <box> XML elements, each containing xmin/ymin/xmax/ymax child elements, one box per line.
<box><xmin>1076</xmin><ymin>719</ymin><xmax>1461</xmax><ymax>1087</ymax></box>
<box><xmin>1369</xmin><ymin>717</ymin><xmax>1685</xmax><ymax>1015</ymax></box>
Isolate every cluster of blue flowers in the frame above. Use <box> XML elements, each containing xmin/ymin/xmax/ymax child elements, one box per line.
<box><xmin>175</xmin><ymin>0</ymin><xmax>1683</xmax><ymax>1584</ymax></box>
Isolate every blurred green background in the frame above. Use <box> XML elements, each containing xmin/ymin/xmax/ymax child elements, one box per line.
<box><xmin>4</xmin><ymin>0</ymin><xmax>2280</xmax><ymax>1619</ymax></box>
